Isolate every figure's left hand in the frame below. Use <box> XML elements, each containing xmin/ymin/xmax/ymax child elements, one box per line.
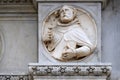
<box><xmin>62</xmin><ymin>49</ymin><xmax>76</xmax><ymax>60</ymax></box>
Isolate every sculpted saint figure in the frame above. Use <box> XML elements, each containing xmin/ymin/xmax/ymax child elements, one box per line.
<box><xmin>43</xmin><ymin>5</ymin><xmax>95</xmax><ymax>61</ymax></box>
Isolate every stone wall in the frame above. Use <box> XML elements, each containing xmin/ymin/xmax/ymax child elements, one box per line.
<box><xmin>0</xmin><ymin>19</ymin><xmax>37</xmax><ymax>74</ymax></box>
<box><xmin>102</xmin><ymin>0</ymin><xmax>120</xmax><ymax>79</ymax></box>
<box><xmin>0</xmin><ymin>0</ymin><xmax>120</xmax><ymax>80</ymax></box>
<box><xmin>0</xmin><ymin>5</ymin><xmax>38</xmax><ymax>76</ymax></box>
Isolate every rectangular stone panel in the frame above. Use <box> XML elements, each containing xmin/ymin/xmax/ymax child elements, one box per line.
<box><xmin>38</xmin><ymin>2</ymin><xmax>101</xmax><ymax>64</ymax></box>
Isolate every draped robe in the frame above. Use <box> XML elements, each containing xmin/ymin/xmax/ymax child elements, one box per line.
<box><xmin>44</xmin><ymin>19</ymin><xmax>94</xmax><ymax>60</ymax></box>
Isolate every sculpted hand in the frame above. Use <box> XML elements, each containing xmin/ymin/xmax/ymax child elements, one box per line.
<box><xmin>43</xmin><ymin>28</ymin><xmax>53</xmax><ymax>42</ymax></box>
<box><xmin>62</xmin><ymin>49</ymin><xmax>76</xmax><ymax>60</ymax></box>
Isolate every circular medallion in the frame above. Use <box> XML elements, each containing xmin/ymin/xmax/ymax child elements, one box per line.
<box><xmin>42</xmin><ymin>5</ymin><xmax>97</xmax><ymax>62</ymax></box>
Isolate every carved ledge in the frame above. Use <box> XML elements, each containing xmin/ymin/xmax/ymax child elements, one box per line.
<box><xmin>0</xmin><ymin>0</ymin><xmax>37</xmax><ymax>14</ymax></box>
<box><xmin>0</xmin><ymin>0</ymin><xmax>32</xmax><ymax>5</ymax></box>
<box><xmin>0</xmin><ymin>75</ymin><xmax>29</xmax><ymax>80</ymax></box>
<box><xmin>29</xmin><ymin>63</ymin><xmax>112</xmax><ymax>78</ymax></box>
<box><xmin>34</xmin><ymin>0</ymin><xmax>109</xmax><ymax>9</ymax></box>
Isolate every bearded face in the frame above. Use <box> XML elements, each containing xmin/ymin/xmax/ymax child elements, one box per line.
<box><xmin>60</xmin><ymin>6</ymin><xmax>75</xmax><ymax>23</ymax></box>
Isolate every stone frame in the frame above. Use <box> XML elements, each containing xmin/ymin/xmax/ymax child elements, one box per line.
<box><xmin>38</xmin><ymin>2</ymin><xmax>101</xmax><ymax>64</ymax></box>
<box><xmin>29</xmin><ymin>63</ymin><xmax>112</xmax><ymax>80</ymax></box>
<box><xmin>29</xmin><ymin>0</ymin><xmax>111</xmax><ymax>80</ymax></box>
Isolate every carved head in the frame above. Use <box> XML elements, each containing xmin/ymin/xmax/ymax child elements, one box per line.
<box><xmin>59</xmin><ymin>5</ymin><xmax>77</xmax><ymax>23</ymax></box>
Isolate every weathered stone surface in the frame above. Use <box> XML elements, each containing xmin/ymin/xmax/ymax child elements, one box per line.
<box><xmin>42</xmin><ymin>5</ymin><xmax>97</xmax><ymax>61</ymax></box>
<box><xmin>0</xmin><ymin>0</ymin><xmax>32</xmax><ymax>4</ymax></box>
<box><xmin>34</xmin><ymin>0</ymin><xmax>111</xmax><ymax>80</ymax></box>
<box><xmin>38</xmin><ymin>2</ymin><xmax>101</xmax><ymax>63</ymax></box>
<box><xmin>3</xmin><ymin>0</ymin><xmax>120</xmax><ymax>80</ymax></box>
<box><xmin>0</xmin><ymin>18</ymin><xmax>37</xmax><ymax>73</ymax></box>
<box><xmin>0</xmin><ymin>75</ymin><xmax>29</xmax><ymax>80</ymax></box>
<box><xmin>29</xmin><ymin>63</ymin><xmax>111</xmax><ymax>80</ymax></box>
<box><xmin>35</xmin><ymin>0</ymin><xmax>108</xmax><ymax>9</ymax></box>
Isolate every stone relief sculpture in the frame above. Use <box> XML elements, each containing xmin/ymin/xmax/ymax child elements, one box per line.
<box><xmin>42</xmin><ymin>5</ymin><xmax>96</xmax><ymax>61</ymax></box>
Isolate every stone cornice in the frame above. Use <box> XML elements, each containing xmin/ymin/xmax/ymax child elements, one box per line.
<box><xmin>0</xmin><ymin>0</ymin><xmax>32</xmax><ymax>5</ymax></box>
<box><xmin>0</xmin><ymin>0</ymin><xmax>37</xmax><ymax>14</ymax></box>
<box><xmin>0</xmin><ymin>75</ymin><xmax>29</xmax><ymax>80</ymax></box>
<box><xmin>35</xmin><ymin>0</ymin><xmax>109</xmax><ymax>9</ymax></box>
<box><xmin>29</xmin><ymin>63</ymin><xmax>112</xmax><ymax>77</ymax></box>
<box><xmin>0</xmin><ymin>0</ymin><xmax>109</xmax><ymax>12</ymax></box>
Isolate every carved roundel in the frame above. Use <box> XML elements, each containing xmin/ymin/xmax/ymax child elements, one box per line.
<box><xmin>42</xmin><ymin>5</ymin><xmax>97</xmax><ymax>62</ymax></box>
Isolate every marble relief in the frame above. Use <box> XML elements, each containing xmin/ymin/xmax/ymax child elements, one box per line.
<box><xmin>42</xmin><ymin>5</ymin><xmax>97</xmax><ymax>61</ymax></box>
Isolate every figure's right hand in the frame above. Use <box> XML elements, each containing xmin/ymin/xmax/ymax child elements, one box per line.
<box><xmin>48</xmin><ymin>28</ymin><xmax>53</xmax><ymax>39</ymax></box>
<box><xmin>43</xmin><ymin>28</ymin><xmax>53</xmax><ymax>42</ymax></box>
